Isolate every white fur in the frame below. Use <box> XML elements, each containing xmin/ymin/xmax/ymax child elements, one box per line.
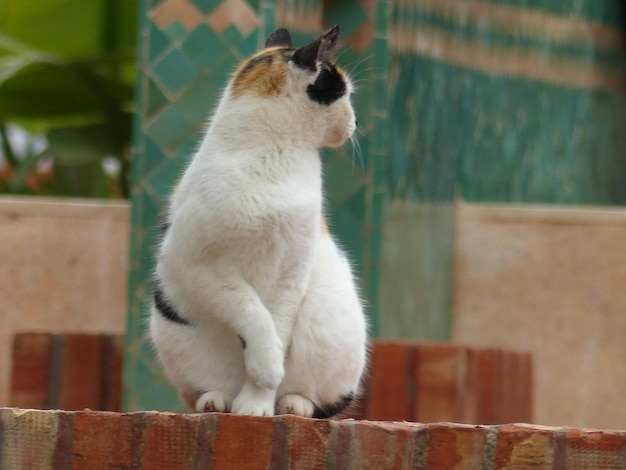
<box><xmin>150</xmin><ymin>52</ymin><xmax>367</xmax><ymax>417</ymax></box>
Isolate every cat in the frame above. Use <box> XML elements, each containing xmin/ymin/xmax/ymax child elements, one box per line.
<box><xmin>150</xmin><ymin>25</ymin><xmax>367</xmax><ymax>418</ymax></box>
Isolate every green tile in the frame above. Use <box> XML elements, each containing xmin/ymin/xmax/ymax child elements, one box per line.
<box><xmin>324</xmin><ymin>154</ymin><xmax>366</xmax><ymax>204</ymax></box>
<box><xmin>146</xmin><ymin>157</ymin><xmax>186</xmax><ymax>200</ymax></box>
<box><xmin>193</xmin><ymin>0</ymin><xmax>223</xmax><ymax>15</ymax></box>
<box><xmin>206</xmin><ymin>54</ymin><xmax>239</xmax><ymax>85</ymax></box>
<box><xmin>173</xmin><ymin>80</ymin><xmax>217</xmax><ymax>127</ymax></box>
<box><xmin>182</xmin><ymin>23</ymin><xmax>224</xmax><ymax>68</ymax></box>
<box><xmin>236</xmin><ymin>30</ymin><xmax>259</xmax><ymax>57</ymax></box>
<box><xmin>143</xmin><ymin>137</ymin><xmax>167</xmax><ymax>177</ymax></box>
<box><xmin>163</xmin><ymin>21</ymin><xmax>189</xmax><ymax>42</ymax></box>
<box><xmin>137</xmin><ymin>186</ymin><xmax>163</xmax><ymax>232</ymax></box>
<box><xmin>221</xmin><ymin>25</ymin><xmax>243</xmax><ymax>45</ymax></box>
<box><xmin>139</xmin><ymin>380</ymin><xmax>185</xmax><ymax>412</ymax></box>
<box><xmin>148</xmin><ymin>21</ymin><xmax>171</xmax><ymax>64</ymax></box>
<box><xmin>144</xmin><ymin>105</ymin><xmax>195</xmax><ymax>154</ymax></box>
<box><xmin>151</xmin><ymin>47</ymin><xmax>198</xmax><ymax>97</ymax></box>
<box><xmin>323</xmin><ymin>0</ymin><xmax>368</xmax><ymax>38</ymax></box>
<box><xmin>245</xmin><ymin>0</ymin><xmax>260</xmax><ymax>14</ymax></box>
<box><xmin>146</xmin><ymin>79</ymin><xmax>168</xmax><ymax>116</ymax></box>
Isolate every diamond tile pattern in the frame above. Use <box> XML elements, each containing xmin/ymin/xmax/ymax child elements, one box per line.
<box><xmin>124</xmin><ymin>0</ymin><xmax>386</xmax><ymax>411</ymax></box>
<box><xmin>150</xmin><ymin>47</ymin><xmax>198</xmax><ymax>97</ymax></box>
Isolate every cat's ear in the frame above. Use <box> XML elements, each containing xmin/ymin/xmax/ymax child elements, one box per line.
<box><xmin>266</xmin><ymin>28</ymin><xmax>293</xmax><ymax>48</ymax></box>
<box><xmin>292</xmin><ymin>25</ymin><xmax>340</xmax><ymax>71</ymax></box>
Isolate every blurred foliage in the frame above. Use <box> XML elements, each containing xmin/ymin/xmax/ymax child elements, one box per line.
<box><xmin>0</xmin><ymin>0</ymin><xmax>139</xmax><ymax>198</ymax></box>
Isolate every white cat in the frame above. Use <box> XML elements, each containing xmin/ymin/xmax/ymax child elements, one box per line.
<box><xmin>150</xmin><ymin>26</ymin><xmax>367</xmax><ymax>418</ymax></box>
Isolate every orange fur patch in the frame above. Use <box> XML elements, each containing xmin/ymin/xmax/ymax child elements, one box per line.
<box><xmin>231</xmin><ymin>47</ymin><xmax>292</xmax><ymax>98</ymax></box>
<box><xmin>180</xmin><ymin>390</ymin><xmax>202</xmax><ymax>410</ymax></box>
<box><xmin>321</xmin><ymin>215</ymin><xmax>329</xmax><ymax>236</ymax></box>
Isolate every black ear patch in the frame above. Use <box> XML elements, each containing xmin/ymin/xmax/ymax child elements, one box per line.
<box><xmin>317</xmin><ymin>25</ymin><xmax>339</xmax><ymax>63</ymax></box>
<box><xmin>293</xmin><ymin>38</ymin><xmax>321</xmax><ymax>71</ymax></box>
<box><xmin>306</xmin><ymin>64</ymin><xmax>347</xmax><ymax>106</ymax></box>
<box><xmin>293</xmin><ymin>25</ymin><xmax>341</xmax><ymax>71</ymax></box>
<box><xmin>266</xmin><ymin>28</ymin><xmax>293</xmax><ymax>48</ymax></box>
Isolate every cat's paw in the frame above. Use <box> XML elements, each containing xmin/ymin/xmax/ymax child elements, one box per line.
<box><xmin>231</xmin><ymin>384</ymin><xmax>275</xmax><ymax>417</ymax></box>
<box><xmin>245</xmin><ymin>339</ymin><xmax>285</xmax><ymax>390</ymax></box>
<box><xmin>195</xmin><ymin>391</ymin><xmax>227</xmax><ymax>413</ymax></box>
<box><xmin>277</xmin><ymin>393</ymin><xmax>315</xmax><ymax>418</ymax></box>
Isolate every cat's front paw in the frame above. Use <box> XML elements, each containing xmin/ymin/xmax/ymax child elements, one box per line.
<box><xmin>195</xmin><ymin>391</ymin><xmax>227</xmax><ymax>413</ymax></box>
<box><xmin>231</xmin><ymin>382</ymin><xmax>276</xmax><ymax>417</ymax></box>
<box><xmin>277</xmin><ymin>393</ymin><xmax>315</xmax><ymax>418</ymax></box>
<box><xmin>245</xmin><ymin>338</ymin><xmax>285</xmax><ymax>390</ymax></box>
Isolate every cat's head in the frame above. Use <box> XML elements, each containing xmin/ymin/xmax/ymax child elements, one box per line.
<box><xmin>226</xmin><ymin>26</ymin><xmax>356</xmax><ymax>149</ymax></box>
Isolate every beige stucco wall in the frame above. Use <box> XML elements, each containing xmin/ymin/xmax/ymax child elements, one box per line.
<box><xmin>452</xmin><ymin>203</ymin><xmax>626</xmax><ymax>430</ymax></box>
<box><xmin>0</xmin><ymin>196</ymin><xmax>129</xmax><ymax>407</ymax></box>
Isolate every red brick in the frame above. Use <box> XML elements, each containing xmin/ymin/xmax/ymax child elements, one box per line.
<box><xmin>10</xmin><ymin>333</ymin><xmax>125</xmax><ymax>412</ymax></box>
<box><xmin>427</xmin><ymin>423</ymin><xmax>487</xmax><ymax>470</ymax></box>
<box><xmin>474</xmin><ymin>348</ymin><xmax>499</xmax><ymax>424</ymax></box>
<box><xmin>142</xmin><ymin>412</ymin><xmax>200</xmax><ymax>469</ymax></box>
<box><xmin>409</xmin><ymin>424</ymin><xmax>430</xmax><ymax>470</ymax></box>
<box><xmin>2</xmin><ymin>409</ymin><xmax>626</xmax><ymax>469</ymax></box>
<box><xmin>333</xmin><ymin>419</ymin><xmax>355</xmax><ymax>469</ymax></box>
<box><xmin>54</xmin><ymin>412</ymin><xmax>74</xmax><ymax>469</ymax></box>
<box><xmin>10</xmin><ymin>333</ymin><xmax>52</xmax><ymax>409</ymax></box>
<box><xmin>286</xmin><ymin>415</ymin><xmax>332</xmax><ymax>469</ymax></box>
<box><xmin>566</xmin><ymin>427</ymin><xmax>626</xmax><ymax>469</ymax></box>
<box><xmin>366</xmin><ymin>341</ymin><xmax>414</xmax><ymax>420</ymax></box>
<box><xmin>58</xmin><ymin>335</ymin><xmax>105</xmax><ymax>410</ymax></box>
<box><xmin>195</xmin><ymin>413</ymin><xmax>219</xmax><ymax>468</ymax></box>
<box><xmin>355</xmin><ymin>420</ymin><xmax>413</xmax><ymax>469</ymax></box>
<box><xmin>71</xmin><ymin>410</ymin><xmax>132</xmax><ymax>469</ymax></box>
<box><xmin>212</xmin><ymin>413</ymin><xmax>273</xmax><ymax>469</ymax></box>
<box><xmin>364</xmin><ymin>342</ymin><xmax>532</xmax><ymax>424</ymax></box>
<box><xmin>414</xmin><ymin>344</ymin><xmax>467</xmax><ymax>423</ymax></box>
<box><xmin>0</xmin><ymin>408</ymin><xmax>58</xmax><ymax>469</ymax></box>
<box><xmin>100</xmin><ymin>335</ymin><xmax>124</xmax><ymax>411</ymax></box>
<box><xmin>495</xmin><ymin>424</ymin><xmax>555</xmax><ymax>469</ymax></box>
<box><xmin>500</xmin><ymin>350</ymin><xmax>533</xmax><ymax>423</ymax></box>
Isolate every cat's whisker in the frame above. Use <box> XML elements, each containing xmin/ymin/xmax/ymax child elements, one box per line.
<box><xmin>335</xmin><ymin>46</ymin><xmax>351</xmax><ymax>61</ymax></box>
<box><xmin>349</xmin><ymin>133</ymin><xmax>364</xmax><ymax>171</ymax></box>
<box><xmin>344</xmin><ymin>55</ymin><xmax>373</xmax><ymax>75</ymax></box>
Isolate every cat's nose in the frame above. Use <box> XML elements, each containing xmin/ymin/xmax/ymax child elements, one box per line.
<box><xmin>355</xmin><ymin>118</ymin><xmax>359</xmax><ymax>127</ymax></box>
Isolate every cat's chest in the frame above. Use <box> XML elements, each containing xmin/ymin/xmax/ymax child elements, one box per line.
<box><xmin>174</xmin><ymin>150</ymin><xmax>321</xmax><ymax>255</ymax></box>
<box><xmin>198</xmin><ymin>150</ymin><xmax>321</xmax><ymax>225</ymax></box>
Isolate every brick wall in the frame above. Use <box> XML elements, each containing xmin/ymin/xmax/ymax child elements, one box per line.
<box><xmin>1</xmin><ymin>408</ymin><xmax>625</xmax><ymax>469</ymax></box>
<box><xmin>10</xmin><ymin>333</ymin><xmax>123</xmax><ymax>411</ymax></box>
<box><xmin>364</xmin><ymin>342</ymin><xmax>532</xmax><ymax>424</ymax></box>
<box><xmin>10</xmin><ymin>334</ymin><xmax>531</xmax><ymax>425</ymax></box>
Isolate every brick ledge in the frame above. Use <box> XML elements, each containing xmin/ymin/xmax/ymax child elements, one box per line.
<box><xmin>2</xmin><ymin>408</ymin><xmax>625</xmax><ymax>469</ymax></box>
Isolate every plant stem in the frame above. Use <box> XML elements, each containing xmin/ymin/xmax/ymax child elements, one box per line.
<box><xmin>0</xmin><ymin>123</ymin><xmax>19</xmax><ymax>169</ymax></box>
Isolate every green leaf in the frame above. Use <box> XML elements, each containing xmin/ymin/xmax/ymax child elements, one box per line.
<box><xmin>47</xmin><ymin>125</ymin><xmax>123</xmax><ymax>166</ymax></box>
<box><xmin>0</xmin><ymin>0</ymin><xmax>139</xmax><ymax>60</ymax></box>
<box><xmin>0</xmin><ymin>58</ymin><xmax>133</xmax><ymax>120</ymax></box>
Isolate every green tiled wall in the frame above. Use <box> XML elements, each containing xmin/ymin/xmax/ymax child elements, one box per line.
<box><xmin>378</xmin><ymin>0</ymin><xmax>626</xmax><ymax>340</ymax></box>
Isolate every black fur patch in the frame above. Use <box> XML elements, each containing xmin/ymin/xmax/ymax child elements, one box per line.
<box><xmin>160</xmin><ymin>220</ymin><xmax>171</xmax><ymax>239</ymax></box>
<box><xmin>153</xmin><ymin>285</ymin><xmax>191</xmax><ymax>326</ymax></box>
<box><xmin>238</xmin><ymin>335</ymin><xmax>247</xmax><ymax>349</ymax></box>
<box><xmin>266</xmin><ymin>28</ymin><xmax>293</xmax><ymax>48</ymax></box>
<box><xmin>306</xmin><ymin>64</ymin><xmax>347</xmax><ymax>106</ymax></box>
<box><xmin>312</xmin><ymin>392</ymin><xmax>354</xmax><ymax>419</ymax></box>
